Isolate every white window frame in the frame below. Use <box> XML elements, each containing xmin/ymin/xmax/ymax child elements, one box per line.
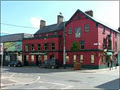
<box><xmin>91</xmin><ymin>55</ymin><xmax>94</xmax><ymax>63</ymax></box>
<box><xmin>31</xmin><ymin>55</ymin><xmax>34</xmax><ymax>62</ymax></box>
<box><xmin>80</xmin><ymin>55</ymin><xmax>83</xmax><ymax>63</ymax></box>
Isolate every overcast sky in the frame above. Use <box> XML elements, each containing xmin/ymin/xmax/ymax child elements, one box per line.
<box><xmin>1</xmin><ymin>1</ymin><xmax>119</xmax><ymax>35</ymax></box>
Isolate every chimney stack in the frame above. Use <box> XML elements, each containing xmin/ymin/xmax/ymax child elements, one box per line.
<box><xmin>40</xmin><ymin>20</ymin><xmax>46</xmax><ymax>29</ymax></box>
<box><xmin>57</xmin><ymin>15</ymin><xmax>63</xmax><ymax>24</ymax></box>
<box><xmin>85</xmin><ymin>10</ymin><xmax>93</xmax><ymax>17</ymax></box>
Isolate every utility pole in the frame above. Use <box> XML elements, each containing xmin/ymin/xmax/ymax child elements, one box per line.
<box><xmin>60</xmin><ymin>12</ymin><xmax>66</xmax><ymax>69</ymax></box>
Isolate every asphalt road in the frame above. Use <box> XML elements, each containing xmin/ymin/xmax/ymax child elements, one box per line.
<box><xmin>1</xmin><ymin>66</ymin><xmax>120</xmax><ymax>89</ymax></box>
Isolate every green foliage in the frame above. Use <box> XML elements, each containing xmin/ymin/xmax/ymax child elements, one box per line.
<box><xmin>70</xmin><ymin>41</ymin><xmax>80</xmax><ymax>51</ymax></box>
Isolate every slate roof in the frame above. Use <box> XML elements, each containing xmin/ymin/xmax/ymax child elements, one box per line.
<box><xmin>0</xmin><ymin>33</ymin><xmax>33</xmax><ymax>43</ymax></box>
<box><xmin>79</xmin><ymin>10</ymin><xmax>119</xmax><ymax>33</ymax></box>
<box><xmin>35</xmin><ymin>9</ymin><xmax>119</xmax><ymax>35</ymax></box>
<box><xmin>34</xmin><ymin>21</ymin><xmax>68</xmax><ymax>35</ymax></box>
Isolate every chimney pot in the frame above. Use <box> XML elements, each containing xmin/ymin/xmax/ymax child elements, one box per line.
<box><xmin>57</xmin><ymin>15</ymin><xmax>63</xmax><ymax>24</ymax></box>
<box><xmin>85</xmin><ymin>10</ymin><xmax>93</xmax><ymax>17</ymax></box>
<box><xmin>40</xmin><ymin>20</ymin><xmax>46</xmax><ymax>29</ymax></box>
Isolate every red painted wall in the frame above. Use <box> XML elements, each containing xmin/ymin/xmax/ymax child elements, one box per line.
<box><xmin>23</xmin><ymin>10</ymin><xmax>118</xmax><ymax>68</ymax></box>
<box><xmin>22</xmin><ymin>37</ymin><xmax>62</xmax><ymax>64</ymax></box>
<box><xmin>64</xmin><ymin>11</ymin><xmax>99</xmax><ymax>66</ymax></box>
<box><xmin>65</xmin><ymin>11</ymin><xmax>98</xmax><ymax>50</ymax></box>
<box><xmin>98</xmin><ymin>24</ymin><xmax>118</xmax><ymax>50</ymax></box>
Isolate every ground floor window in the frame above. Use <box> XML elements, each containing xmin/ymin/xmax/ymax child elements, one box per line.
<box><xmin>66</xmin><ymin>55</ymin><xmax>69</xmax><ymax>62</ymax></box>
<box><xmin>91</xmin><ymin>55</ymin><xmax>94</xmax><ymax>63</ymax></box>
<box><xmin>80</xmin><ymin>55</ymin><xmax>83</xmax><ymax>63</ymax></box>
<box><xmin>26</xmin><ymin>55</ymin><xmax>29</xmax><ymax>61</ymax></box>
<box><xmin>44</xmin><ymin>55</ymin><xmax>47</xmax><ymax>61</ymax></box>
<box><xmin>73</xmin><ymin>55</ymin><xmax>76</xmax><ymax>63</ymax></box>
<box><xmin>31</xmin><ymin>55</ymin><xmax>34</xmax><ymax>62</ymax></box>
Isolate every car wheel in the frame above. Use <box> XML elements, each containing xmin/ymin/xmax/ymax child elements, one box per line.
<box><xmin>14</xmin><ymin>65</ymin><xmax>16</xmax><ymax>67</ymax></box>
<box><xmin>51</xmin><ymin>66</ymin><xmax>55</xmax><ymax>69</ymax></box>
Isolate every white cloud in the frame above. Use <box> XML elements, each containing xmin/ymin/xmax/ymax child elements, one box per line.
<box><xmin>30</xmin><ymin>17</ymin><xmax>42</xmax><ymax>29</ymax></box>
<box><xmin>95</xmin><ymin>1</ymin><xmax>119</xmax><ymax>29</ymax></box>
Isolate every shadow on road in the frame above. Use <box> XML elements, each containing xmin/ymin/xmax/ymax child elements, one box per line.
<box><xmin>2</xmin><ymin>66</ymin><xmax>75</xmax><ymax>74</ymax></box>
<box><xmin>96</xmin><ymin>78</ymin><xmax>120</xmax><ymax>89</ymax></box>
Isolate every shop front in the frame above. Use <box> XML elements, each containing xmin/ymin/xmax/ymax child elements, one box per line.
<box><xmin>3</xmin><ymin>41</ymin><xmax>22</xmax><ymax>66</ymax></box>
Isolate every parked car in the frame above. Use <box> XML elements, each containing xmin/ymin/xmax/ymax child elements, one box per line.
<box><xmin>40</xmin><ymin>59</ymin><xmax>59</xmax><ymax>69</ymax></box>
<box><xmin>8</xmin><ymin>60</ymin><xmax>23</xmax><ymax>67</ymax></box>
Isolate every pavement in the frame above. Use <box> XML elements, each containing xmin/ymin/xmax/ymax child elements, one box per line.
<box><xmin>1</xmin><ymin>66</ymin><xmax>120</xmax><ymax>89</ymax></box>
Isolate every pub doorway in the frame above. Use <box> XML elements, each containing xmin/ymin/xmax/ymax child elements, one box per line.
<box><xmin>50</xmin><ymin>54</ymin><xmax>54</xmax><ymax>59</ymax></box>
<box><xmin>36</xmin><ymin>55</ymin><xmax>41</xmax><ymax>66</ymax></box>
<box><xmin>24</xmin><ymin>55</ymin><xmax>29</xmax><ymax>66</ymax></box>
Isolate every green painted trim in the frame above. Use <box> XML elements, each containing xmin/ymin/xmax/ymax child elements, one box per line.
<box><xmin>67</xmin><ymin>49</ymin><xmax>103</xmax><ymax>52</ymax></box>
<box><xmin>24</xmin><ymin>49</ymin><xmax>104</xmax><ymax>53</ymax></box>
<box><xmin>99</xmin><ymin>65</ymin><xmax>108</xmax><ymax>69</ymax></box>
<box><xmin>24</xmin><ymin>50</ymin><xmax>62</xmax><ymax>53</ymax></box>
<box><xmin>65</xmin><ymin>64</ymin><xmax>73</xmax><ymax>67</ymax></box>
<box><xmin>65</xmin><ymin>64</ymin><xmax>108</xmax><ymax>69</ymax></box>
<box><xmin>24</xmin><ymin>35</ymin><xmax>62</xmax><ymax>40</ymax></box>
<box><xmin>4</xmin><ymin>51</ymin><xmax>23</xmax><ymax>53</ymax></box>
<box><xmin>82</xmin><ymin>65</ymin><xmax>99</xmax><ymax>69</ymax></box>
<box><xmin>29</xmin><ymin>63</ymin><xmax>36</xmax><ymax>66</ymax></box>
<box><xmin>80</xmin><ymin>65</ymin><xmax>107</xmax><ymax>69</ymax></box>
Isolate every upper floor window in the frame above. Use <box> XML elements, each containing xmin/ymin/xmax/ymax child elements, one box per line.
<box><xmin>80</xmin><ymin>41</ymin><xmax>85</xmax><ymax>49</ymax></box>
<box><xmin>25</xmin><ymin>44</ymin><xmax>29</xmax><ymax>51</ymax></box>
<box><xmin>75</xmin><ymin>27</ymin><xmax>81</xmax><ymax>38</ymax></box>
<box><xmin>103</xmin><ymin>38</ymin><xmax>106</xmax><ymax>49</ymax></box>
<box><xmin>68</xmin><ymin>27</ymin><xmax>72</xmax><ymax>34</ymax></box>
<box><xmin>103</xmin><ymin>27</ymin><xmax>105</xmax><ymax>34</ymax></box>
<box><xmin>51</xmin><ymin>43</ymin><xmax>55</xmax><ymax>50</ymax></box>
<box><xmin>85</xmin><ymin>24</ymin><xmax>90</xmax><ymax>32</ymax></box>
<box><xmin>108</xmin><ymin>40</ymin><xmax>112</xmax><ymax>50</ymax></box>
<box><xmin>44</xmin><ymin>42</ymin><xmax>48</xmax><ymax>50</ymax></box>
<box><xmin>37</xmin><ymin>44</ymin><xmax>41</xmax><ymax>51</ymax></box>
<box><xmin>31</xmin><ymin>44</ymin><xmax>34</xmax><ymax>51</ymax></box>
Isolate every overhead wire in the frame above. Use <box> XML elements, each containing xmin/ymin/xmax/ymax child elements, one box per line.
<box><xmin>0</xmin><ymin>23</ymin><xmax>38</xmax><ymax>29</ymax></box>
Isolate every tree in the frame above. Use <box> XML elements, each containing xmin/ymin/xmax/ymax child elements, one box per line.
<box><xmin>70</xmin><ymin>41</ymin><xmax>80</xmax><ymax>51</ymax></box>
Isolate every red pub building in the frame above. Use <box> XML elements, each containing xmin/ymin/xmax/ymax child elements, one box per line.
<box><xmin>23</xmin><ymin>9</ymin><xmax>119</xmax><ymax>69</ymax></box>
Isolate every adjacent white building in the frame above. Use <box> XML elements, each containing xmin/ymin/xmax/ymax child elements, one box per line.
<box><xmin>0</xmin><ymin>43</ymin><xmax>3</xmax><ymax>65</ymax></box>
